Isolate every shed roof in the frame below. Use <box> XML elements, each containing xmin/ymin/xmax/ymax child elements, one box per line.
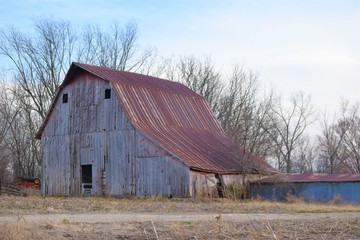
<box><xmin>37</xmin><ymin>62</ymin><xmax>273</xmax><ymax>174</ymax></box>
<box><xmin>255</xmin><ymin>173</ymin><xmax>360</xmax><ymax>183</ymax></box>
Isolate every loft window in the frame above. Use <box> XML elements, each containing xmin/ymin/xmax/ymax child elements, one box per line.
<box><xmin>105</xmin><ymin>88</ymin><xmax>111</xmax><ymax>99</ymax></box>
<box><xmin>62</xmin><ymin>93</ymin><xmax>68</xmax><ymax>103</ymax></box>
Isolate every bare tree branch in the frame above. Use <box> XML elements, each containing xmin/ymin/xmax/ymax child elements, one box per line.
<box><xmin>265</xmin><ymin>91</ymin><xmax>314</xmax><ymax>172</ymax></box>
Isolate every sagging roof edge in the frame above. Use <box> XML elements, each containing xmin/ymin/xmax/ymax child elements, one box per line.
<box><xmin>250</xmin><ymin>173</ymin><xmax>360</xmax><ymax>183</ymax></box>
<box><xmin>189</xmin><ymin>167</ymin><xmax>276</xmax><ymax>175</ymax></box>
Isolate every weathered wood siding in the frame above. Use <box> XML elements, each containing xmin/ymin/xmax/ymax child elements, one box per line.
<box><xmin>222</xmin><ymin>174</ymin><xmax>268</xmax><ymax>187</ymax></box>
<box><xmin>41</xmin><ymin>71</ymin><xmax>191</xmax><ymax>197</ymax></box>
<box><xmin>41</xmin><ymin>71</ymin><xmax>133</xmax><ymax>196</ymax></box>
<box><xmin>222</xmin><ymin>175</ymin><xmax>243</xmax><ymax>186</ymax></box>
<box><xmin>135</xmin><ymin>133</ymin><xmax>190</xmax><ymax>197</ymax></box>
<box><xmin>41</xmin><ymin>135</ymin><xmax>72</xmax><ymax>196</ymax></box>
<box><xmin>189</xmin><ymin>172</ymin><xmax>218</xmax><ymax>197</ymax></box>
<box><xmin>106</xmin><ymin>129</ymin><xmax>136</xmax><ymax>197</ymax></box>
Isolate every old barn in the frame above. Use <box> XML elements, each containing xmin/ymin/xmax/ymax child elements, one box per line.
<box><xmin>36</xmin><ymin>62</ymin><xmax>272</xmax><ymax>198</ymax></box>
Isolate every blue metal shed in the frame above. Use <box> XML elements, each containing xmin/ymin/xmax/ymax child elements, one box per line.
<box><xmin>250</xmin><ymin>174</ymin><xmax>360</xmax><ymax>204</ymax></box>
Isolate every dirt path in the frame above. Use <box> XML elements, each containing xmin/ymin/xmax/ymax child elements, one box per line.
<box><xmin>1</xmin><ymin>212</ymin><xmax>359</xmax><ymax>224</ymax></box>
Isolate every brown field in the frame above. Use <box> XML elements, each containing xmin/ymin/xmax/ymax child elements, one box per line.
<box><xmin>1</xmin><ymin>194</ymin><xmax>360</xmax><ymax>239</ymax></box>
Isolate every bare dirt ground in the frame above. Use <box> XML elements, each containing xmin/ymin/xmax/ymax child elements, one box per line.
<box><xmin>1</xmin><ymin>195</ymin><xmax>360</xmax><ymax>239</ymax></box>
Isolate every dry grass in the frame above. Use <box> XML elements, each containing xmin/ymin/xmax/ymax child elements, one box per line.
<box><xmin>281</xmin><ymin>194</ymin><xmax>360</xmax><ymax>213</ymax></box>
<box><xmin>1</xmin><ymin>194</ymin><xmax>360</xmax><ymax>239</ymax></box>
<box><xmin>1</xmin><ymin>218</ymin><xmax>360</xmax><ymax>239</ymax></box>
<box><xmin>1</xmin><ymin>194</ymin><xmax>360</xmax><ymax>216</ymax></box>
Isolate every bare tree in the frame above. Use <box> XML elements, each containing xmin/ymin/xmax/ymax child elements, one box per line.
<box><xmin>0</xmin><ymin>81</ymin><xmax>21</xmax><ymax>184</ymax></box>
<box><xmin>160</xmin><ymin>55</ymin><xmax>224</xmax><ymax>113</ymax></box>
<box><xmin>266</xmin><ymin>91</ymin><xmax>314</xmax><ymax>173</ymax></box>
<box><xmin>0</xmin><ymin>82</ymin><xmax>18</xmax><ymax>145</ymax></box>
<box><xmin>78</xmin><ymin>21</ymin><xmax>155</xmax><ymax>72</ymax></box>
<box><xmin>0</xmin><ymin>19</ymin><xmax>76</xmax><ymax>119</ymax></box>
<box><xmin>316</xmin><ymin>100</ymin><xmax>360</xmax><ymax>173</ymax></box>
<box><xmin>337</xmin><ymin>102</ymin><xmax>360</xmax><ymax>173</ymax></box>
<box><xmin>5</xmin><ymin>90</ymin><xmax>42</xmax><ymax>177</ymax></box>
<box><xmin>0</xmin><ymin>81</ymin><xmax>41</xmax><ymax>179</ymax></box>
<box><xmin>316</xmin><ymin>109</ymin><xmax>346</xmax><ymax>173</ymax></box>
<box><xmin>293</xmin><ymin>136</ymin><xmax>316</xmax><ymax>173</ymax></box>
<box><xmin>0</xmin><ymin>18</ymin><xmax>78</xmax><ymax>179</ymax></box>
<box><xmin>217</xmin><ymin>66</ymin><xmax>274</xmax><ymax>159</ymax></box>
<box><xmin>0</xmin><ymin>18</ymin><xmax>156</xmax><ymax>120</ymax></box>
<box><xmin>0</xmin><ymin>17</ymin><xmax>155</xmax><ymax>178</ymax></box>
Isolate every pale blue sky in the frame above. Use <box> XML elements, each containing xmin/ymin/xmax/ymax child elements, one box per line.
<box><xmin>0</xmin><ymin>0</ymin><xmax>359</xmax><ymax>114</ymax></box>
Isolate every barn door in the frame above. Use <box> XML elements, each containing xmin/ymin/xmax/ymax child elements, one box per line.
<box><xmin>81</xmin><ymin>164</ymin><xmax>93</xmax><ymax>196</ymax></box>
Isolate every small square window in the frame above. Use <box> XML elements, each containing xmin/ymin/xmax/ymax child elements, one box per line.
<box><xmin>105</xmin><ymin>89</ymin><xmax>111</xmax><ymax>99</ymax></box>
<box><xmin>62</xmin><ymin>93</ymin><xmax>68</xmax><ymax>103</ymax></box>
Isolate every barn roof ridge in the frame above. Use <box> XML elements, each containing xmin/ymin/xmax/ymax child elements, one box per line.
<box><xmin>72</xmin><ymin>62</ymin><xmax>203</xmax><ymax>98</ymax></box>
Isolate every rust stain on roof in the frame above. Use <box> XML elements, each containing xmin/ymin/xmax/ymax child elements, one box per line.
<box><xmin>37</xmin><ymin>63</ymin><xmax>274</xmax><ymax>174</ymax></box>
<box><xmin>257</xmin><ymin>173</ymin><xmax>360</xmax><ymax>183</ymax></box>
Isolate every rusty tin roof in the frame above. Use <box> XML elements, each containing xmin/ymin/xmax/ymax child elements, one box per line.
<box><xmin>37</xmin><ymin>63</ymin><xmax>274</xmax><ymax>174</ymax></box>
<box><xmin>256</xmin><ymin>173</ymin><xmax>360</xmax><ymax>183</ymax></box>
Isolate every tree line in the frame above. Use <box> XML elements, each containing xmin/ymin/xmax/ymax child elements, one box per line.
<box><xmin>0</xmin><ymin>18</ymin><xmax>359</xmax><ymax>184</ymax></box>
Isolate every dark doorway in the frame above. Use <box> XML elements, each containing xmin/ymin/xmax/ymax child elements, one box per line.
<box><xmin>81</xmin><ymin>164</ymin><xmax>92</xmax><ymax>196</ymax></box>
<box><xmin>81</xmin><ymin>164</ymin><xmax>92</xmax><ymax>183</ymax></box>
<box><xmin>215</xmin><ymin>173</ymin><xmax>224</xmax><ymax>198</ymax></box>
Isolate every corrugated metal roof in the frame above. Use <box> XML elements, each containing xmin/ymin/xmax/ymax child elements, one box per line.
<box><xmin>256</xmin><ymin>173</ymin><xmax>360</xmax><ymax>183</ymax></box>
<box><xmin>37</xmin><ymin>62</ymin><xmax>274</xmax><ymax>174</ymax></box>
